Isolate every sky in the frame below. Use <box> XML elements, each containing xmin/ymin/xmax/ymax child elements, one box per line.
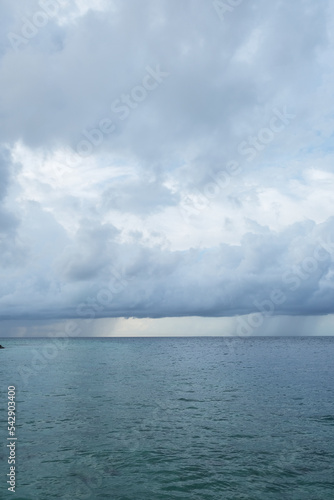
<box><xmin>1</xmin><ymin>0</ymin><xmax>334</xmax><ymax>337</ymax></box>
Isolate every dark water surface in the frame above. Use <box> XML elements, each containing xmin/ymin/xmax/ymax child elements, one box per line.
<box><xmin>1</xmin><ymin>336</ymin><xmax>334</xmax><ymax>499</ymax></box>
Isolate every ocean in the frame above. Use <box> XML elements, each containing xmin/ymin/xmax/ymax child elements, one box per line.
<box><xmin>1</xmin><ymin>336</ymin><xmax>334</xmax><ymax>499</ymax></box>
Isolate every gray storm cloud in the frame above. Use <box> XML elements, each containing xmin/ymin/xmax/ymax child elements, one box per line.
<box><xmin>0</xmin><ymin>0</ymin><xmax>333</xmax><ymax>325</ymax></box>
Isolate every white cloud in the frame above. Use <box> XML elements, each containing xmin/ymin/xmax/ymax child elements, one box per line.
<box><xmin>1</xmin><ymin>0</ymin><xmax>334</xmax><ymax>333</ymax></box>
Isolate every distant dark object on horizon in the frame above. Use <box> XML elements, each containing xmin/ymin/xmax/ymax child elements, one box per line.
<box><xmin>0</xmin><ymin>345</ymin><xmax>4</xmax><ymax>349</ymax></box>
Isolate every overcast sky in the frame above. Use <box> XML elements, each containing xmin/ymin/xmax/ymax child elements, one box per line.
<box><xmin>1</xmin><ymin>0</ymin><xmax>334</xmax><ymax>336</ymax></box>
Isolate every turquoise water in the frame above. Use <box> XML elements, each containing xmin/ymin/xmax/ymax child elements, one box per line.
<box><xmin>1</xmin><ymin>336</ymin><xmax>334</xmax><ymax>499</ymax></box>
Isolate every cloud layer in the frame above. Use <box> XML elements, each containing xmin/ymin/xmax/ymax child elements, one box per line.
<box><xmin>1</xmin><ymin>0</ymin><xmax>334</xmax><ymax>325</ymax></box>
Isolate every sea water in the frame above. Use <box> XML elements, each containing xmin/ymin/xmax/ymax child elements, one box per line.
<box><xmin>0</xmin><ymin>336</ymin><xmax>334</xmax><ymax>499</ymax></box>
